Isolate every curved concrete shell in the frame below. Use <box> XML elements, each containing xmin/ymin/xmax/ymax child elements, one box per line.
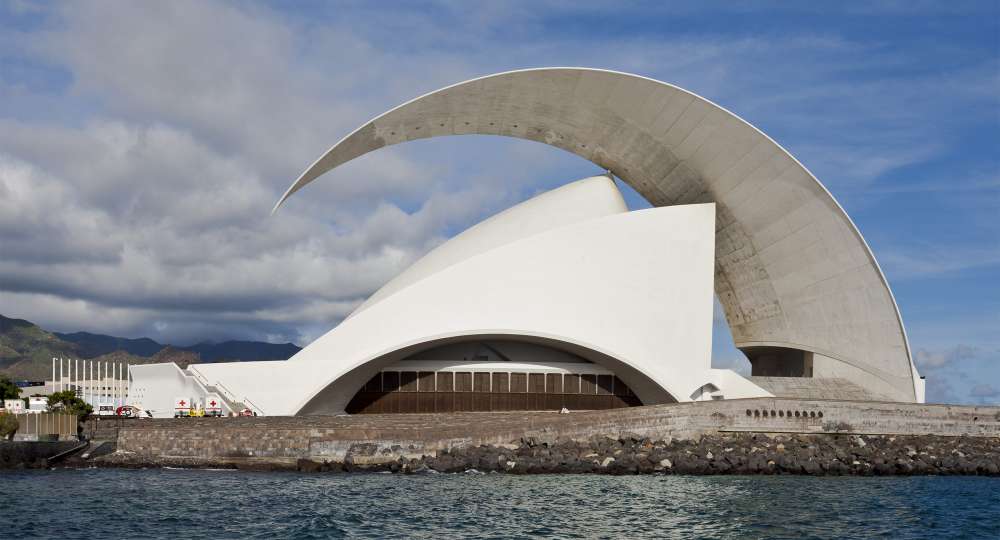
<box><xmin>275</xmin><ymin>68</ymin><xmax>921</xmax><ymax>402</ymax></box>
<box><xmin>351</xmin><ymin>173</ymin><xmax>628</xmax><ymax>318</ymax></box>
<box><xmin>187</xmin><ymin>176</ymin><xmax>769</xmax><ymax>415</ymax></box>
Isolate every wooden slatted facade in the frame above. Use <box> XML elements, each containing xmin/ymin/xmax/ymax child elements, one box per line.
<box><xmin>346</xmin><ymin>369</ymin><xmax>643</xmax><ymax>414</ymax></box>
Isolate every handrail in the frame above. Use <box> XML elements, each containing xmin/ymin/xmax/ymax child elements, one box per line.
<box><xmin>213</xmin><ymin>381</ymin><xmax>240</xmax><ymax>405</ymax></box>
<box><xmin>240</xmin><ymin>396</ymin><xmax>266</xmax><ymax>416</ymax></box>
<box><xmin>188</xmin><ymin>367</ymin><xmax>211</xmax><ymax>390</ymax></box>
<box><xmin>189</xmin><ymin>367</ymin><xmax>238</xmax><ymax>408</ymax></box>
<box><xmin>215</xmin><ymin>381</ymin><xmax>266</xmax><ymax>416</ymax></box>
<box><xmin>186</xmin><ymin>366</ymin><xmax>265</xmax><ymax>416</ymax></box>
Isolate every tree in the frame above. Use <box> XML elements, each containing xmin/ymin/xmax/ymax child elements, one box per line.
<box><xmin>47</xmin><ymin>390</ymin><xmax>93</xmax><ymax>417</ymax></box>
<box><xmin>0</xmin><ymin>412</ymin><xmax>17</xmax><ymax>440</ymax></box>
<box><xmin>0</xmin><ymin>375</ymin><xmax>21</xmax><ymax>401</ymax></box>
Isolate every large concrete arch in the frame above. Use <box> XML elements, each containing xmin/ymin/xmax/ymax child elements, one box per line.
<box><xmin>274</xmin><ymin>67</ymin><xmax>921</xmax><ymax>402</ymax></box>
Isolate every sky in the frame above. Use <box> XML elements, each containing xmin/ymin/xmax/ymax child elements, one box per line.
<box><xmin>0</xmin><ymin>1</ymin><xmax>997</xmax><ymax>404</ymax></box>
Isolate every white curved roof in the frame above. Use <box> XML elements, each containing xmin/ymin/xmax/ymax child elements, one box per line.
<box><xmin>274</xmin><ymin>67</ymin><xmax>920</xmax><ymax>402</ymax></box>
<box><xmin>197</xmin><ymin>180</ymin><xmax>771</xmax><ymax>414</ymax></box>
<box><xmin>351</xmin><ymin>174</ymin><xmax>626</xmax><ymax>317</ymax></box>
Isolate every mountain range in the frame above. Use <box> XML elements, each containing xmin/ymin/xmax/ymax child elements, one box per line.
<box><xmin>0</xmin><ymin>314</ymin><xmax>301</xmax><ymax>381</ymax></box>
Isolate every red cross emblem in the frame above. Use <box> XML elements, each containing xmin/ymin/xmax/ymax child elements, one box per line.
<box><xmin>210</xmin><ymin>400</ymin><xmax>217</xmax><ymax>407</ymax></box>
<box><xmin>178</xmin><ymin>400</ymin><xmax>186</xmax><ymax>407</ymax></box>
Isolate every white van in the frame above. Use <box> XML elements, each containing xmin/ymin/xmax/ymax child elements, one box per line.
<box><xmin>28</xmin><ymin>396</ymin><xmax>48</xmax><ymax>413</ymax></box>
<box><xmin>96</xmin><ymin>404</ymin><xmax>117</xmax><ymax>417</ymax></box>
<box><xmin>3</xmin><ymin>399</ymin><xmax>25</xmax><ymax>413</ymax></box>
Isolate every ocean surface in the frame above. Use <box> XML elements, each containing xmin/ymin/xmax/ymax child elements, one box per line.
<box><xmin>1</xmin><ymin>469</ymin><xmax>998</xmax><ymax>539</ymax></box>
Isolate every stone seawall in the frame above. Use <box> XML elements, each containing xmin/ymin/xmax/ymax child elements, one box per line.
<box><xmin>92</xmin><ymin>398</ymin><xmax>1000</xmax><ymax>474</ymax></box>
<box><xmin>0</xmin><ymin>441</ymin><xmax>84</xmax><ymax>469</ymax></box>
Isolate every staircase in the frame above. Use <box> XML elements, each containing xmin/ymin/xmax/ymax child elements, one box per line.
<box><xmin>185</xmin><ymin>368</ymin><xmax>265</xmax><ymax>415</ymax></box>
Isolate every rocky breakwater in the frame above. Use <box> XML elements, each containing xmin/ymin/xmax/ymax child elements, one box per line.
<box><xmin>115</xmin><ymin>432</ymin><xmax>997</xmax><ymax>476</ymax></box>
<box><xmin>297</xmin><ymin>433</ymin><xmax>1000</xmax><ymax>475</ymax></box>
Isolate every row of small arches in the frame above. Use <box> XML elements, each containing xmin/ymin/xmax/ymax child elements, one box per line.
<box><xmin>746</xmin><ymin>409</ymin><xmax>823</xmax><ymax>419</ymax></box>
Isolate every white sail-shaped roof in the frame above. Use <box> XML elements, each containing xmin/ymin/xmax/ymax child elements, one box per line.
<box><xmin>274</xmin><ymin>68</ymin><xmax>921</xmax><ymax>402</ymax></box>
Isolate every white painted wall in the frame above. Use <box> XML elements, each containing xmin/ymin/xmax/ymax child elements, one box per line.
<box><xmin>128</xmin><ymin>363</ymin><xmax>222</xmax><ymax>418</ymax></box>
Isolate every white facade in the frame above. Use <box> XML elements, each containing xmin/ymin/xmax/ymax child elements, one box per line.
<box><xmin>129</xmin><ymin>68</ymin><xmax>925</xmax><ymax>414</ymax></box>
<box><xmin>127</xmin><ymin>362</ymin><xmax>230</xmax><ymax>418</ymax></box>
<box><xmin>133</xmin><ymin>176</ymin><xmax>771</xmax><ymax>416</ymax></box>
<box><xmin>40</xmin><ymin>358</ymin><xmax>132</xmax><ymax>409</ymax></box>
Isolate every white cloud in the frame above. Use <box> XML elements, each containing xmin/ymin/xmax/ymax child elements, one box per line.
<box><xmin>879</xmin><ymin>247</ymin><xmax>1000</xmax><ymax>280</ymax></box>
<box><xmin>914</xmin><ymin>345</ymin><xmax>980</xmax><ymax>370</ymax></box>
<box><xmin>1</xmin><ymin>0</ymin><xmax>996</xmax><ymax>364</ymax></box>
<box><xmin>970</xmin><ymin>384</ymin><xmax>999</xmax><ymax>401</ymax></box>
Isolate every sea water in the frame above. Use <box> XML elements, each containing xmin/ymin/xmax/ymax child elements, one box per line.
<box><xmin>1</xmin><ymin>469</ymin><xmax>997</xmax><ymax>539</ymax></box>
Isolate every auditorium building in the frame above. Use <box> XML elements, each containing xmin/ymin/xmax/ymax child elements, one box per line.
<box><xmin>129</xmin><ymin>68</ymin><xmax>924</xmax><ymax>417</ymax></box>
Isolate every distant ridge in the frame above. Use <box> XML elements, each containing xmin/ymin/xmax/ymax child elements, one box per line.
<box><xmin>55</xmin><ymin>331</ymin><xmax>164</xmax><ymax>358</ymax></box>
<box><xmin>183</xmin><ymin>341</ymin><xmax>302</xmax><ymax>362</ymax></box>
<box><xmin>0</xmin><ymin>313</ymin><xmax>301</xmax><ymax>381</ymax></box>
<box><xmin>54</xmin><ymin>331</ymin><xmax>301</xmax><ymax>362</ymax></box>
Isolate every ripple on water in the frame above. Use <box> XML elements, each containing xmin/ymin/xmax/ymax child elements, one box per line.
<box><xmin>0</xmin><ymin>470</ymin><xmax>998</xmax><ymax>539</ymax></box>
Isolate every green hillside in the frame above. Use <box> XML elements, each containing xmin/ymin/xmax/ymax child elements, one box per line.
<box><xmin>0</xmin><ymin>315</ymin><xmax>153</xmax><ymax>381</ymax></box>
<box><xmin>0</xmin><ymin>315</ymin><xmax>81</xmax><ymax>380</ymax></box>
<box><xmin>0</xmin><ymin>314</ymin><xmax>293</xmax><ymax>381</ymax></box>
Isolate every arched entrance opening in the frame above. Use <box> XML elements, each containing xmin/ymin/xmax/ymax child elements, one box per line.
<box><xmin>296</xmin><ymin>334</ymin><xmax>677</xmax><ymax>415</ymax></box>
<box><xmin>346</xmin><ymin>340</ymin><xmax>644</xmax><ymax>413</ymax></box>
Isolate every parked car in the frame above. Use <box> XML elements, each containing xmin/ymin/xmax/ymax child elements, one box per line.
<box><xmin>116</xmin><ymin>405</ymin><xmax>151</xmax><ymax>418</ymax></box>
